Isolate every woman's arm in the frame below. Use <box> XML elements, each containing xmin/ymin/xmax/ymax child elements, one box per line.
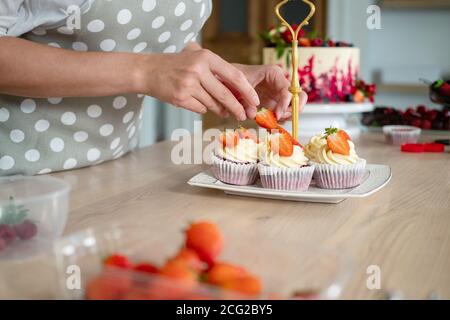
<box><xmin>0</xmin><ymin>37</ymin><xmax>141</xmax><ymax>98</ymax></box>
<box><xmin>0</xmin><ymin>37</ymin><xmax>258</xmax><ymax>120</ymax></box>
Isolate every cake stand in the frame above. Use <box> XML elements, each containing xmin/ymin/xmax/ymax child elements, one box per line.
<box><xmin>282</xmin><ymin>102</ymin><xmax>374</xmax><ymax>141</ymax></box>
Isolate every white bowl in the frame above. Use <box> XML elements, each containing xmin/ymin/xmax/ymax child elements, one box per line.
<box><xmin>0</xmin><ymin>175</ymin><xmax>71</xmax><ymax>261</ymax></box>
<box><xmin>382</xmin><ymin>125</ymin><xmax>421</xmax><ymax>146</ymax></box>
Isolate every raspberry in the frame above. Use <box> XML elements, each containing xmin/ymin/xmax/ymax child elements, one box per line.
<box><xmin>0</xmin><ymin>224</ymin><xmax>16</xmax><ymax>245</ymax></box>
<box><xmin>311</xmin><ymin>38</ymin><xmax>323</xmax><ymax>47</ymax></box>
<box><xmin>421</xmin><ymin>119</ymin><xmax>432</xmax><ymax>130</ymax></box>
<box><xmin>417</xmin><ymin>105</ymin><xmax>427</xmax><ymax>114</ymax></box>
<box><xmin>13</xmin><ymin>220</ymin><xmax>38</xmax><ymax>240</ymax></box>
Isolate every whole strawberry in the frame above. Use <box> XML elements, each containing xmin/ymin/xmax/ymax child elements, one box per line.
<box><xmin>0</xmin><ymin>224</ymin><xmax>16</xmax><ymax>245</ymax></box>
<box><xmin>13</xmin><ymin>220</ymin><xmax>37</xmax><ymax>240</ymax></box>
<box><xmin>185</xmin><ymin>221</ymin><xmax>223</xmax><ymax>267</ymax></box>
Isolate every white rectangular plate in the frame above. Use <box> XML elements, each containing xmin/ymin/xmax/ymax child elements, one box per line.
<box><xmin>188</xmin><ymin>164</ymin><xmax>392</xmax><ymax>204</ymax></box>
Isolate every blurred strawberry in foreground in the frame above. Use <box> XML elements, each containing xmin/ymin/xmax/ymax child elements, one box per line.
<box><xmin>222</xmin><ymin>275</ymin><xmax>262</xmax><ymax>296</ymax></box>
<box><xmin>104</xmin><ymin>254</ymin><xmax>133</xmax><ymax>269</ymax></box>
<box><xmin>206</xmin><ymin>262</ymin><xmax>248</xmax><ymax>286</ymax></box>
<box><xmin>168</xmin><ymin>248</ymin><xmax>204</xmax><ymax>272</ymax></box>
<box><xmin>84</xmin><ymin>220</ymin><xmax>312</xmax><ymax>300</ymax></box>
<box><xmin>134</xmin><ymin>263</ymin><xmax>159</xmax><ymax>274</ymax></box>
<box><xmin>13</xmin><ymin>220</ymin><xmax>37</xmax><ymax>240</ymax></box>
<box><xmin>185</xmin><ymin>221</ymin><xmax>223</xmax><ymax>267</ymax></box>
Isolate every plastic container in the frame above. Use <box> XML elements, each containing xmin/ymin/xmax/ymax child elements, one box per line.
<box><xmin>382</xmin><ymin>125</ymin><xmax>421</xmax><ymax>146</ymax></box>
<box><xmin>53</xmin><ymin>224</ymin><xmax>352</xmax><ymax>300</ymax></box>
<box><xmin>0</xmin><ymin>175</ymin><xmax>71</xmax><ymax>261</ymax></box>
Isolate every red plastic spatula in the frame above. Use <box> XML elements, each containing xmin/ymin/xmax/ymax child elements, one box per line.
<box><xmin>401</xmin><ymin>143</ymin><xmax>445</xmax><ymax>153</ymax></box>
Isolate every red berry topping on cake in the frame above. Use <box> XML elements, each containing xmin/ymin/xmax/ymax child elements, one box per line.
<box><xmin>270</xmin><ymin>132</ymin><xmax>294</xmax><ymax>157</ymax></box>
<box><xmin>311</xmin><ymin>38</ymin><xmax>323</xmax><ymax>47</ymax></box>
<box><xmin>325</xmin><ymin>127</ymin><xmax>351</xmax><ymax>156</ymax></box>
<box><xmin>299</xmin><ymin>38</ymin><xmax>311</xmax><ymax>47</ymax></box>
<box><xmin>353</xmin><ymin>90</ymin><xmax>365</xmax><ymax>103</ymax></box>
<box><xmin>256</xmin><ymin>108</ymin><xmax>278</xmax><ymax>130</ymax></box>
<box><xmin>219</xmin><ymin>130</ymin><xmax>239</xmax><ymax>148</ymax></box>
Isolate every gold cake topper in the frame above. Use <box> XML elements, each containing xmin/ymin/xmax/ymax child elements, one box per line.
<box><xmin>275</xmin><ymin>0</ymin><xmax>316</xmax><ymax>139</ymax></box>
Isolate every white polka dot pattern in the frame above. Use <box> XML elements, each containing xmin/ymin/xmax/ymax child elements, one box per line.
<box><xmin>87</xmin><ymin>148</ymin><xmax>101</xmax><ymax>162</ymax></box>
<box><xmin>25</xmin><ymin>149</ymin><xmax>40</xmax><ymax>162</ymax></box>
<box><xmin>0</xmin><ymin>108</ymin><xmax>9</xmax><ymax>122</ymax></box>
<box><xmin>127</xmin><ymin>28</ymin><xmax>142</xmax><ymax>40</ymax></box>
<box><xmin>87</xmin><ymin>20</ymin><xmax>105</xmax><ymax>32</ymax></box>
<box><xmin>74</xmin><ymin>131</ymin><xmax>89</xmax><ymax>143</ymax></box>
<box><xmin>61</xmin><ymin>112</ymin><xmax>77</xmax><ymax>125</ymax></box>
<box><xmin>35</xmin><ymin>119</ymin><xmax>50</xmax><ymax>132</ymax></box>
<box><xmin>20</xmin><ymin>99</ymin><xmax>36</xmax><ymax>114</ymax></box>
<box><xmin>117</xmin><ymin>9</ymin><xmax>132</xmax><ymax>25</ymax></box>
<box><xmin>50</xmin><ymin>138</ymin><xmax>65</xmax><ymax>152</ymax></box>
<box><xmin>99</xmin><ymin>124</ymin><xmax>114</xmax><ymax>137</ymax></box>
<box><xmin>10</xmin><ymin>129</ymin><xmax>25</xmax><ymax>143</ymax></box>
<box><xmin>0</xmin><ymin>0</ymin><xmax>213</xmax><ymax>175</ymax></box>
<box><xmin>113</xmin><ymin>96</ymin><xmax>127</xmax><ymax>109</ymax></box>
<box><xmin>87</xmin><ymin>105</ymin><xmax>102</xmax><ymax>118</ymax></box>
<box><xmin>142</xmin><ymin>0</ymin><xmax>156</xmax><ymax>12</ymax></box>
<box><xmin>0</xmin><ymin>156</ymin><xmax>15</xmax><ymax>170</ymax></box>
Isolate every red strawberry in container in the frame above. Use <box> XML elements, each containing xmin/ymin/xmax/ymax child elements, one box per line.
<box><xmin>0</xmin><ymin>224</ymin><xmax>16</xmax><ymax>245</ymax></box>
<box><xmin>185</xmin><ymin>221</ymin><xmax>224</xmax><ymax>268</ymax></box>
<box><xmin>13</xmin><ymin>220</ymin><xmax>38</xmax><ymax>240</ymax></box>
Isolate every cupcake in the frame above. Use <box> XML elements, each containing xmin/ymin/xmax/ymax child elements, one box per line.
<box><xmin>305</xmin><ymin>128</ymin><xmax>366</xmax><ymax>189</ymax></box>
<box><xmin>211</xmin><ymin>127</ymin><xmax>259</xmax><ymax>186</ymax></box>
<box><xmin>258</xmin><ymin>132</ymin><xmax>314</xmax><ymax>191</ymax></box>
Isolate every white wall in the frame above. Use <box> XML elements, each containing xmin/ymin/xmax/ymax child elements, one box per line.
<box><xmin>327</xmin><ymin>0</ymin><xmax>450</xmax><ymax>110</ymax></box>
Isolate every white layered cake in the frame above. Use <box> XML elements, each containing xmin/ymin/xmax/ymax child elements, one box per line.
<box><xmin>263</xmin><ymin>47</ymin><xmax>361</xmax><ymax>103</ymax></box>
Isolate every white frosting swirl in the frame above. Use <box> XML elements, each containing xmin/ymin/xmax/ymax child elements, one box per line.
<box><xmin>216</xmin><ymin>139</ymin><xmax>259</xmax><ymax>163</ymax></box>
<box><xmin>261</xmin><ymin>135</ymin><xmax>309</xmax><ymax>168</ymax></box>
<box><xmin>305</xmin><ymin>134</ymin><xmax>360</xmax><ymax>165</ymax></box>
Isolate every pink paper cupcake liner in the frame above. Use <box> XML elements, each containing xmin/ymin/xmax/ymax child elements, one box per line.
<box><xmin>211</xmin><ymin>153</ymin><xmax>259</xmax><ymax>186</ymax></box>
<box><xmin>258</xmin><ymin>164</ymin><xmax>315</xmax><ymax>191</ymax></box>
<box><xmin>312</xmin><ymin>159</ymin><xmax>367</xmax><ymax>189</ymax></box>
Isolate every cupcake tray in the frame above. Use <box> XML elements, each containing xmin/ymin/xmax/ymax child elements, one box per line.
<box><xmin>188</xmin><ymin>164</ymin><xmax>392</xmax><ymax>204</ymax></box>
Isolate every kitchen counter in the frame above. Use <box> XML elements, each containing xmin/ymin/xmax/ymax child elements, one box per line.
<box><xmin>3</xmin><ymin>132</ymin><xmax>448</xmax><ymax>299</ymax></box>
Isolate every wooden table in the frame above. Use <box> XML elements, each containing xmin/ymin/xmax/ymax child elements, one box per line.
<box><xmin>2</xmin><ymin>133</ymin><xmax>449</xmax><ymax>299</ymax></box>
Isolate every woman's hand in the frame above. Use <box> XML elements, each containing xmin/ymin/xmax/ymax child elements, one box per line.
<box><xmin>138</xmin><ymin>49</ymin><xmax>260</xmax><ymax>121</ymax></box>
<box><xmin>233</xmin><ymin>64</ymin><xmax>308</xmax><ymax>121</ymax></box>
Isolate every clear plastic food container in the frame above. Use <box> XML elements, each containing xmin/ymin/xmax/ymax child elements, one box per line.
<box><xmin>382</xmin><ymin>125</ymin><xmax>422</xmax><ymax>146</ymax></box>
<box><xmin>0</xmin><ymin>175</ymin><xmax>71</xmax><ymax>261</ymax></box>
<box><xmin>53</xmin><ymin>224</ymin><xmax>352</xmax><ymax>300</ymax></box>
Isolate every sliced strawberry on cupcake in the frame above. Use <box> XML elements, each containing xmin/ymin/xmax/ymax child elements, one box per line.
<box><xmin>256</xmin><ymin>108</ymin><xmax>278</xmax><ymax>130</ymax></box>
<box><xmin>211</xmin><ymin>128</ymin><xmax>260</xmax><ymax>186</ymax></box>
<box><xmin>325</xmin><ymin>127</ymin><xmax>351</xmax><ymax>156</ymax></box>
<box><xmin>219</xmin><ymin>130</ymin><xmax>239</xmax><ymax>148</ymax></box>
<box><xmin>237</xmin><ymin>126</ymin><xmax>259</xmax><ymax>143</ymax></box>
<box><xmin>270</xmin><ymin>132</ymin><xmax>294</xmax><ymax>157</ymax></box>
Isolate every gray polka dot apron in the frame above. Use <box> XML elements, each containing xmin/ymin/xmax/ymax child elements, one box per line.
<box><xmin>0</xmin><ymin>0</ymin><xmax>212</xmax><ymax>176</ymax></box>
